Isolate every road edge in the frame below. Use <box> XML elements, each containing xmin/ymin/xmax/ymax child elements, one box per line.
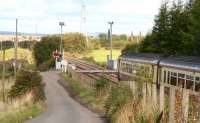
<box><xmin>57</xmin><ymin>74</ymin><xmax>106</xmax><ymax>118</ymax></box>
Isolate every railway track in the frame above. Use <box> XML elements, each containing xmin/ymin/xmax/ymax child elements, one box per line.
<box><xmin>66</xmin><ymin>58</ymin><xmax>119</xmax><ymax>84</ymax></box>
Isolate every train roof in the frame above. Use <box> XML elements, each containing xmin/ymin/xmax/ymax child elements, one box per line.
<box><xmin>160</xmin><ymin>56</ymin><xmax>200</xmax><ymax>72</ymax></box>
<box><xmin>119</xmin><ymin>53</ymin><xmax>163</xmax><ymax>65</ymax></box>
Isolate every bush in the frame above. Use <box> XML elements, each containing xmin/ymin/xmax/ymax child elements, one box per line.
<box><xmin>19</xmin><ymin>41</ymin><xmax>34</xmax><ymax>49</ymax></box>
<box><xmin>33</xmin><ymin>36</ymin><xmax>59</xmax><ymax>70</ymax></box>
<box><xmin>38</xmin><ymin>58</ymin><xmax>55</xmax><ymax>71</ymax></box>
<box><xmin>63</xmin><ymin>33</ymin><xmax>87</xmax><ymax>53</ymax></box>
<box><xmin>95</xmin><ymin>77</ymin><xmax>109</xmax><ymax>97</ymax></box>
<box><xmin>8</xmin><ymin>70</ymin><xmax>45</xmax><ymax>102</ymax></box>
<box><xmin>122</xmin><ymin>43</ymin><xmax>139</xmax><ymax>54</ymax></box>
<box><xmin>95</xmin><ymin>77</ymin><xmax>108</xmax><ymax>92</ymax></box>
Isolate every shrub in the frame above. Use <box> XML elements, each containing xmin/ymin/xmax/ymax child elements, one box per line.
<box><xmin>38</xmin><ymin>58</ymin><xmax>55</xmax><ymax>71</ymax></box>
<box><xmin>95</xmin><ymin>77</ymin><xmax>108</xmax><ymax>92</ymax></box>
<box><xmin>8</xmin><ymin>70</ymin><xmax>45</xmax><ymax>102</ymax></box>
<box><xmin>33</xmin><ymin>36</ymin><xmax>60</xmax><ymax>70</ymax></box>
<box><xmin>63</xmin><ymin>33</ymin><xmax>87</xmax><ymax>53</ymax></box>
<box><xmin>95</xmin><ymin>77</ymin><xmax>109</xmax><ymax>97</ymax></box>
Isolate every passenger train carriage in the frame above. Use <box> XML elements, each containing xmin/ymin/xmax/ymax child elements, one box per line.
<box><xmin>118</xmin><ymin>53</ymin><xmax>200</xmax><ymax>93</ymax></box>
<box><xmin>160</xmin><ymin>56</ymin><xmax>200</xmax><ymax>92</ymax></box>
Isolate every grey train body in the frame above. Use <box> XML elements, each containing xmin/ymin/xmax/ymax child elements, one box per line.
<box><xmin>118</xmin><ymin>53</ymin><xmax>200</xmax><ymax>93</ymax></box>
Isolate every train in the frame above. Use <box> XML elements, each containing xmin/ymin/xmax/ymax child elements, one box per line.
<box><xmin>118</xmin><ymin>53</ymin><xmax>200</xmax><ymax>93</ymax></box>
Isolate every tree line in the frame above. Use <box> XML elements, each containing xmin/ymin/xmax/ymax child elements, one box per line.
<box><xmin>0</xmin><ymin>40</ymin><xmax>34</xmax><ymax>50</ymax></box>
<box><xmin>98</xmin><ymin>33</ymin><xmax>129</xmax><ymax>49</ymax></box>
<box><xmin>123</xmin><ymin>0</ymin><xmax>200</xmax><ymax>56</ymax></box>
<box><xmin>33</xmin><ymin>33</ymin><xmax>87</xmax><ymax>70</ymax></box>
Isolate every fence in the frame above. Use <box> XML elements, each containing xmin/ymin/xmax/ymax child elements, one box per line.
<box><xmin>66</xmin><ymin>63</ymin><xmax>97</xmax><ymax>89</ymax></box>
<box><xmin>64</xmin><ymin>63</ymin><xmax>200</xmax><ymax>122</ymax></box>
<box><xmin>124</xmin><ymin>81</ymin><xmax>200</xmax><ymax>123</ymax></box>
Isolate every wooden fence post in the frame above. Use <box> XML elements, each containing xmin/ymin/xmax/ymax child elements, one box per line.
<box><xmin>169</xmin><ymin>87</ymin><xmax>175</xmax><ymax>123</ymax></box>
<box><xmin>143</xmin><ymin>83</ymin><xmax>147</xmax><ymax>113</ymax></box>
<box><xmin>182</xmin><ymin>89</ymin><xmax>189</xmax><ymax>123</ymax></box>
<box><xmin>160</xmin><ymin>85</ymin><xmax>164</xmax><ymax>113</ymax></box>
<box><xmin>147</xmin><ymin>83</ymin><xmax>152</xmax><ymax>115</ymax></box>
<box><xmin>152</xmin><ymin>84</ymin><xmax>157</xmax><ymax>108</ymax></box>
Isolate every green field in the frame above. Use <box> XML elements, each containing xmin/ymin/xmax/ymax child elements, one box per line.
<box><xmin>86</xmin><ymin>49</ymin><xmax>121</xmax><ymax>63</ymax></box>
<box><xmin>0</xmin><ymin>48</ymin><xmax>33</xmax><ymax>64</ymax></box>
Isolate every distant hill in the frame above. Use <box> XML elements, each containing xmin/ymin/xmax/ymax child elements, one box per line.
<box><xmin>0</xmin><ymin>31</ymin><xmax>45</xmax><ymax>36</ymax></box>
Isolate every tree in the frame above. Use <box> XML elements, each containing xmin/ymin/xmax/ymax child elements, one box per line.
<box><xmin>63</xmin><ymin>33</ymin><xmax>87</xmax><ymax>53</ymax></box>
<box><xmin>167</xmin><ymin>0</ymin><xmax>190</xmax><ymax>55</ymax></box>
<box><xmin>122</xmin><ymin>0</ymin><xmax>198</xmax><ymax>56</ymax></box>
<box><xmin>189</xmin><ymin>0</ymin><xmax>200</xmax><ymax>55</ymax></box>
<box><xmin>33</xmin><ymin>36</ymin><xmax>60</xmax><ymax>70</ymax></box>
<box><xmin>137</xmin><ymin>1</ymin><xmax>171</xmax><ymax>54</ymax></box>
<box><xmin>9</xmin><ymin>70</ymin><xmax>45</xmax><ymax>102</ymax></box>
<box><xmin>152</xmin><ymin>0</ymin><xmax>171</xmax><ymax>54</ymax></box>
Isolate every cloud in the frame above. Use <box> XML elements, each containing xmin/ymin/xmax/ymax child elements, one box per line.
<box><xmin>0</xmin><ymin>0</ymin><xmax>163</xmax><ymax>35</ymax></box>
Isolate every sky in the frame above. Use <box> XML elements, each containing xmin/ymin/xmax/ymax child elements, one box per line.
<box><xmin>0</xmin><ymin>0</ymin><xmax>163</xmax><ymax>35</ymax></box>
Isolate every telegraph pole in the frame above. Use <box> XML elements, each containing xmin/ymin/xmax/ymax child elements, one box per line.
<box><xmin>14</xmin><ymin>19</ymin><xmax>18</xmax><ymax>79</ymax></box>
<box><xmin>0</xmin><ymin>40</ymin><xmax>2</xmax><ymax>51</ymax></box>
<box><xmin>2</xmin><ymin>50</ymin><xmax>5</xmax><ymax>103</ymax></box>
<box><xmin>108</xmin><ymin>22</ymin><xmax>114</xmax><ymax>60</ymax></box>
<box><xmin>80</xmin><ymin>3</ymin><xmax>89</xmax><ymax>48</ymax></box>
<box><xmin>59</xmin><ymin>22</ymin><xmax>65</xmax><ymax>56</ymax></box>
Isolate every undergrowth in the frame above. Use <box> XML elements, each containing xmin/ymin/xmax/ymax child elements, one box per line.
<box><xmin>61</xmin><ymin>72</ymin><xmax>160</xmax><ymax>123</ymax></box>
<box><xmin>61</xmin><ymin>73</ymin><xmax>106</xmax><ymax>109</ymax></box>
<box><xmin>0</xmin><ymin>102</ymin><xmax>43</xmax><ymax>123</ymax></box>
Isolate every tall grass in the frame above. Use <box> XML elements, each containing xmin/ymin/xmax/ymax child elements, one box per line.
<box><xmin>0</xmin><ymin>71</ymin><xmax>44</xmax><ymax>123</ymax></box>
<box><xmin>61</xmin><ymin>73</ymin><xmax>106</xmax><ymax>110</ymax></box>
<box><xmin>0</xmin><ymin>93</ymin><xmax>43</xmax><ymax>123</ymax></box>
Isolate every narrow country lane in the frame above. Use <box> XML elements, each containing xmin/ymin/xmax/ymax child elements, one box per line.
<box><xmin>25</xmin><ymin>71</ymin><xmax>105</xmax><ymax>123</ymax></box>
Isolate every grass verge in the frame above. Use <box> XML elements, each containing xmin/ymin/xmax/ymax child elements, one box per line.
<box><xmin>0</xmin><ymin>102</ymin><xmax>44</xmax><ymax>123</ymax></box>
<box><xmin>60</xmin><ymin>73</ymin><xmax>106</xmax><ymax>113</ymax></box>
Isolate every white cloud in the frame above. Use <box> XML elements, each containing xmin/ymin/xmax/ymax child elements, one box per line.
<box><xmin>0</xmin><ymin>0</ymin><xmax>163</xmax><ymax>35</ymax></box>
<box><xmin>101</xmin><ymin>0</ymin><xmax>161</xmax><ymax>16</ymax></box>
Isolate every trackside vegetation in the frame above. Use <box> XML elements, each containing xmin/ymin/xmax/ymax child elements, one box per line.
<box><xmin>8</xmin><ymin>70</ymin><xmax>45</xmax><ymax>102</ymax></box>
<box><xmin>33</xmin><ymin>33</ymin><xmax>88</xmax><ymax>71</ymax></box>
<box><xmin>60</xmin><ymin>73</ymin><xmax>106</xmax><ymax>110</ymax></box>
<box><xmin>60</xmin><ymin>72</ymin><xmax>152</xmax><ymax>123</ymax></box>
<box><xmin>33</xmin><ymin>36</ymin><xmax>60</xmax><ymax>71</ymax></box>
<box><xmin>0</xmin><ymin>70</ymin><xmax>45</xmax><ymax>123</ymax></box>
<box><xmin>123</xmin><ymin>0</ymin><xmax>200</xmax><ymax>56</ymax></box>
<box><xmin>0</xmin><ymin>102</ymin><xmax>43</xmax><ymax>123</ymax></box>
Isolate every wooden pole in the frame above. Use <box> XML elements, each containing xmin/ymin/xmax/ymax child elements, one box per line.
<box><xmin>14</xmin><ymin>19</ymin><xmax>18</xmax><ymax>79</ymax></box>
<box><xmin>2</xmin><ymin>50</ymin><xmax>5</xmax><ymax>103</ymax></box>
<box><xmin>169</xmin><ymin>87</ymin><xmax>175</xmax><ymax>123</ymax></box>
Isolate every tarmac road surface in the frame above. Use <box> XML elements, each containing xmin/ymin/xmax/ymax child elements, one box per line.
<box><xmin>25</xmin><ymin>71</ymin><xmax>105</xmax><ymax>123</ymax></box>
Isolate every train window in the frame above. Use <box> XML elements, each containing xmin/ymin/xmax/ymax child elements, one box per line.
<box><xmin>170</xmin><ymin>72</ymin><xmax>177</xmax><ymax>86</ymax></box>
<box><xmin>186</xmin><ymin>75</ymin><xmax>194</xmax><ymax>90</ymax></box>
<box><xmin>186</xmin><ymin>75</ymin><xmax>194</xmax><ymax>80</ymax></box>
<box><xmin>128</xmin><ymin>64</ymin><xmax>132</xmax><ymax>73</ymax></box>
<box><xmin>195</xmin><ymin>77</ymin><xmax>200</xmax><ymax>81</ymax></box>
<box><xmin>168</xmin><ymin>71</ymin><xmax>170</xmax><ymax>84</ymax></box>
<box><xmin>178</xmin><ymin>73</ymin><xmax>185</xmax><ymax>88</ymax></box>
<box><xmin>171</xmin><ymin>76</ymin><xmax>177</xmax><ymax>86</ymax></box>
<box><xmin>178</xmin><ymin>73</ymin><xmax>185</xmax><ymax>78</ymax></box>
<box><xmin>178</xmin><ymin>78</ymin><xmax>185</xmax><ymax>88</ymax></box>
<box><xmin>186</xmin><ymin>80</ymin><xmax>194</xmax><ymax>90</ymax></box>
<box><xmin>164</xmin><ymin>71</ymin><xmax>166</xmax><ymax>83</ymax></box>
<box><xmin>171</xmin><ymin>72</ymin><xmax>177</xmax><ymax>77</ymax></box>
<box><xmin>195</xmin><ymin>77</ymin><xmax>200</xmax><ymax>92</ymax></box>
